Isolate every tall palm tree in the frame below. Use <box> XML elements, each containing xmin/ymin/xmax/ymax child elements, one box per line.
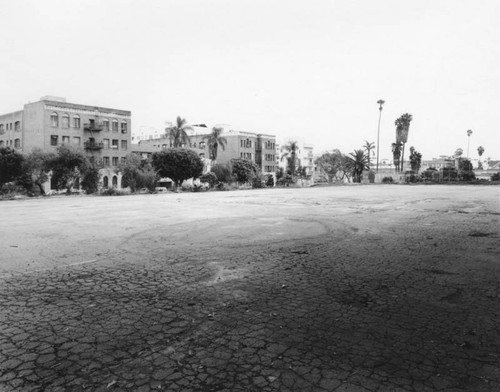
<box><xmin>363</xmin><ymin>141</ymin><xmax>375</xmax><ymax>169</ymax></box>
<box><xmin>392</xmin><ymin>142</ymin><xmax>402</xmax><ymax>172</ymax></box>
<box><xmin>466</xmin><ymin>129</ymin><xmax>473</xmax><ymax>158</ymax></box>
<box><xmin>280</xmin><ymin>141</ymin><xmax>299</xmax><ymax>176</ymax></box>
<box><xmin>477</xmin><ymin>146</ymin><xmax>485</xmax><ymax>169</ymax></box>
<box><xmin>203</xmin><ymin>127</ymin><xmax>227</xmax><ymax>162</ymax></box>
<box><xmin>395</xmin><ymin>113</ymin><xmax>413</xmax><ymax>172</ymax></box>
<box><xmin>166</xmin><ymin>116</ymin><xmax>193</xmax><ymax>147</ymax></box>
<box><xmin>347</xmin><ymin>149</ymin><xmax>369</xmax><ymax>183</ymax></box>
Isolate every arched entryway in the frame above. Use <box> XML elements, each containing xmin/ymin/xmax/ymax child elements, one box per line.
<box><xmin>112</xmin><ymin>175</ymin><xmax>118</xmax><ymax>188</ymax></box>
<box><xmin>103</xmin><ymin>176</ymin><xmax>109</xmax><ymax>188</ymax></box>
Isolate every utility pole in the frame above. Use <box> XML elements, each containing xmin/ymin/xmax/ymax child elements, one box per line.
<box><xmin>376</xmin><ymin>99</ymin><xmax>385</xmax><ymax>172</ymax></box>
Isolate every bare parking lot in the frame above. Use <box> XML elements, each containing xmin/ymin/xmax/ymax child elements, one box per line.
<box><xmin>1</xmin><ymin>185</ymin><xmax>499</xmax><ymax>391</ymax></box>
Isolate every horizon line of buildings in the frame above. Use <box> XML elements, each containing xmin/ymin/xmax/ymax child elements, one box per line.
<box><xmin>0</xmin><ymin>96</ymin><xmax>316</xmax><ymax>190</ymax></box>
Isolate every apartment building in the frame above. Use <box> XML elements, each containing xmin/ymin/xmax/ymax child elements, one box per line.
<box><xmin>135</xmin><ymin>128</ymin><xmax>278</xmax><ymax>175</ymax></box>
<box><xmin>0</xmin><ymin>96</ymin><xmax>131</xmax><ymax>189</ymax></box>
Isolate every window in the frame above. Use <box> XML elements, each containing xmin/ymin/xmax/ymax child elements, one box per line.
<box><xmin>193</xmin><ymin>142</ymin><xmax>197</xmax><ymax>148</ymax></box>
<box><xmin>103</xmin><ymin>139</ymin><xmax>110</xmax><ymax>149</ymax></box>
<box><xmin>0</xmin><ymin>124</ymin><xmax>4</xmax><ymax>134</ymax></box>
<box><xmin>103</xmin><ymin>176</ymin><xmax>109</xmax><ymax>188</ymax></box>
<box><xmin>73</xmin><ymin>115</ymin><xmax>80</xmax><ymax>128</ymax></box>
<box><xmin>102</xmin><ymin>157</ymin><xmax>109</xmax><ymax>166</ymax></box>
<box><xmin>62</xmin><ymin>136</ymin><xmax>70</xmax><ymax>144</ymax></box>
<box><xmin>121</xmin><ymin>140</ymin><xmax>127</xmax><ymax>150</ymax></box>
<box><xmin>73</xmin><ymin>136</ymin><xmax>81</xmax><ymax>145</ymax></box>
<box><xmin>103</xmin><ymin>119</ymin><xmax>109</xmax><ymax>131</ymax></box>
<box><xmin>112</xmin><ymin>175</ymin><xmax>118</xmax><ymax>187</ymax></box>
<box><xmin>0</xmin><ymin>141</ymin><xmax>3</xmax><ymax>147</ymax></box>
<box><xmin>14</xmin><ymin>121</ymin><xmax>20</xmax><ymax>131</ymax></box>
<box><xmin>121</xmin><ymin>122</ymin><xmax>127</xmax><ymax>134</ymax></box>
<box><xmin>112</xmin><ymin>157</ymin><xmax>118</xmax><ymax>166</ymax></box>
<box><xmin>50</xmin><ymin>112</ymin><xmax>59</xmax><ymax>127</ymax></box>
<box><xmin>14</xmin><ymin>139</ymin><xmax>20</xmax><ymax>148</ymax></box>
<box><xmin>162</xmin><ymin>144</ymin><xmax>167</xmax><ymax>149</ymax></box>
<box><xmin>112</xmin><ymin>119</ymin><xmax>118</xmax><ymax>132</ymax></box>
<box><xmin>112</xmin><ymin>139</ymin><xmax>118</xmax><ymax>149</ymax></box>
<box><xmin>199</xmin><ymin>142</ymin><xmax>205</xmax><ymax>149</ymax></box>
<box><xmin>62</xmin><ymin>113</ymin><xmax>70</xmax><ymax>128</ymax></box>
<box><xmin>50</xmin><ymin>135</ymin><xmax>58</xmax><ymax>146</ymax></box>
<box><xmin>199</xmin><ymin>153</ymin><xmax>205</xmax><ymax>158</ymax></box>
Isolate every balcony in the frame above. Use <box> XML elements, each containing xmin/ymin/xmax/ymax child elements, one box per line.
<box><xmin>84</xmin><ymin>122</ymin><xmax>103</xmax><ymax>132</ymax></box>
<box><xmin>84</xmin><ymin>141</ymin><xmax>104</xmax><ymax>150</ymax></box>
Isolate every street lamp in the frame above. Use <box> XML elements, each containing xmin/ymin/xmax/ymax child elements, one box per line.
<box><xmin>466</xmin><ymin>129</ymin><xmax>473</xmax><ymax>158</ymax></box>
<box><xmin>376</xmin><ymin>99</ymin><xmax>385</xmax><ymax>172</ymax></box>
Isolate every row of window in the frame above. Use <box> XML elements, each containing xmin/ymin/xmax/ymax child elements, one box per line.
<box><xmin>264</xmin><ymin>165</ymin><xmax>276</xmax><ymax>173</ymax></box>
<box><xmin>240</xmin><ymin>139</ymin><xmax>253</xmax><ymax>148</ymax></box>
<box><xmin>49</xmin><ymin>135</ymin><xmax>127</xmax><ymax>150</ymax></box>
<box><xmin>0</xmin><ymin>139</ymin><xmax>21</xmax><ymax>148</ymax></box>
<box><xmin>264</xmin><ymin>141</ymin><xmax>276</xmax><ymax>150</ymax></box>
<box><xmin>0</xmin><ymin>121</ymin><xmax>21</xmax><ymax>134</ymax></box>
<box><xmin>264</xmin><ymin>154</ymin><xmax>276</xmax><ymax>161</ymax></box>
<box><xmin>49</xmin><ymin>112</ymin><xmax>127</xmax><ymax>133</ymax></box>
<box><xmin>103</xmin><ymin>157</ymin><xmax>125</xmax><ymax>166</ymax></box>
<box><xmin>240</xmin><ymin>152</ymin><xmax>253</xmax><ymax>160</ymax></box>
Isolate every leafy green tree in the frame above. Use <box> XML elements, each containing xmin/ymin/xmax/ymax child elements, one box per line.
<box><xmin>315</xmin><ymin>149</ymin><xmax>349</xmax><ymax>183</ymax></box>
<box><xmin>0</xmin><ymin>147</ymin><xmax>25</xmax><ymax>190</ymax></box>
<box><xmin>117</xmin><ymin>153</ymin><xmax>158</xmax><ymax>193</ymax></box>
<box><xmin>47</xmin><ymin>145</ymin><xmax>90</xmax><ymax>193</ymax></box>
<box><xmin>280</xmin><ymin>141</ymin><xmax>299</xmax><ymax>176</ymax></box>
<box><xmin>211</xmin><ymin>162</ymin><xmax>233</xmax><ymax>183</ymax></box>
<box><xmin>81</xmin><ymin>165</ymin><xmax>102</xmax><ymax>194</ymax></box>
<box><xmin>166</xmin><ymin>116</ymin><xmax>193</xmax><ymax>147</ymax></box>
<box><xmin>454</xmin><ymin>148</ymin><xmax>463</xmax><ymax>158</ymax></box>
<box><xmin>346</xmin><ymin>149</ymin><xmax>369</xmax><ymax>183</ymax></box>
<box><xmin>231</xmin><ymin>158</ymin><xmax>258</xmax><ymax>184</ymax></box>
<box><xmin>203</xmin><ymin>127</ymin><xmax>227</xmax><ymax>162</ymax></box>
<box><xmin>17</xmin><ymin>149</ymin><xmax>54</xmax><ymax>195</ymax></box>
<box><xmin>458</xmin><ymin>158</ymin><xmax>475</xmax><ymax>181</ymax></box>
<box><xmin>395</xmin><ymin>113</ymin><xmax>413</xmax><ymax>171</ymax></box>
<box><xmin>409</xmin><ymin>146</ymin><xmax>422</xmax><ymax>173</ymax></box>
<box><xmin>152</xmin><ymin>148</ymin><xmax>203</xmax><ymax>188</ymax></box>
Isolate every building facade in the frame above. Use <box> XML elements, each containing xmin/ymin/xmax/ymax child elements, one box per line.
<box><xmin>0</xmin><ymin>96</ymin><xmax>131</xmax><ymax>189</ymax></box>
<box><xmin>135</xmin><ymin>128</ymin><xmax>278</xmax><ymax>175</ymax></box>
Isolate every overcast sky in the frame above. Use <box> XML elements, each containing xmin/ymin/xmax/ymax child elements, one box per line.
<box><xmin>1</xmin><ymin>0</ymin><xmax>498</xmax><ymax>160</ymax></box>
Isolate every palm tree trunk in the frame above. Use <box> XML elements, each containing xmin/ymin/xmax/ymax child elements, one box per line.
<box><xmin>400</xmin><ymin>143</ymin><xmax>405</xmax><ymax>172</ymax></box>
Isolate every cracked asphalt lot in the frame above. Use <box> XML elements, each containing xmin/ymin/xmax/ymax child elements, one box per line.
<box><xmin>1</xmin><ymin>185</ymin><xmax>499</xmax><ymax>391</ymax></box>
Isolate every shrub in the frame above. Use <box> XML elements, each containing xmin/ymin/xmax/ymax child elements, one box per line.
<box><xmin>491</xmin><ymin>172</ymin><xmax>500</xmax><ymax>181</ymax></box>
<box><xmin>441</xmin><ymin>167</ymin><xmax>458</xmax><ymax>182</ymax></box>
<box><xmin>200</xmin><ymin>172</ymin><xmax>218</xmax><ymax>188</ymax></box>
<box><xmin>382</xmin><ymin>176</ymin><xmax>394</xmax><ymax>183</ymax></box>
<box><xmin>422</xmin><ymin>168</ymin><xmax>439</xmax><ymax>182</ymax></box>
<box><xmin>181</xmin><ymin>183</ymin><xmax>193</xmax><ymax>192</ymax></box>
<box><xmin>216</xmin><ymin>182</ymin><xmax>230</xmax><ymax>191</ymax></box>
<box><xmin>101</xmin><ymin>188</ymin><xmax>127</xmax><ymax>196</ymax></box>
<box><xmin>276</xmin><ymin>174</ymin><xmax>295</xmax><ymax>187</ymax></box>
<box><xmin>404</xmin><ymin>171</ymin><xmax>422</xmax><ymax>184</ymax></box>
<box><xmin>211</xmin><ymin>163</ymin><xmax>233</xmax><ymax>184</ymax></box>
<box><xmin>252</xmin><ymin>173</ymin><xmax>267</xmax><ymax>189</ymax></box>
<box><xmin>265</xmin><ymin>174</ymin><xmax>275</xmax><ymax>187</ymax></box>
